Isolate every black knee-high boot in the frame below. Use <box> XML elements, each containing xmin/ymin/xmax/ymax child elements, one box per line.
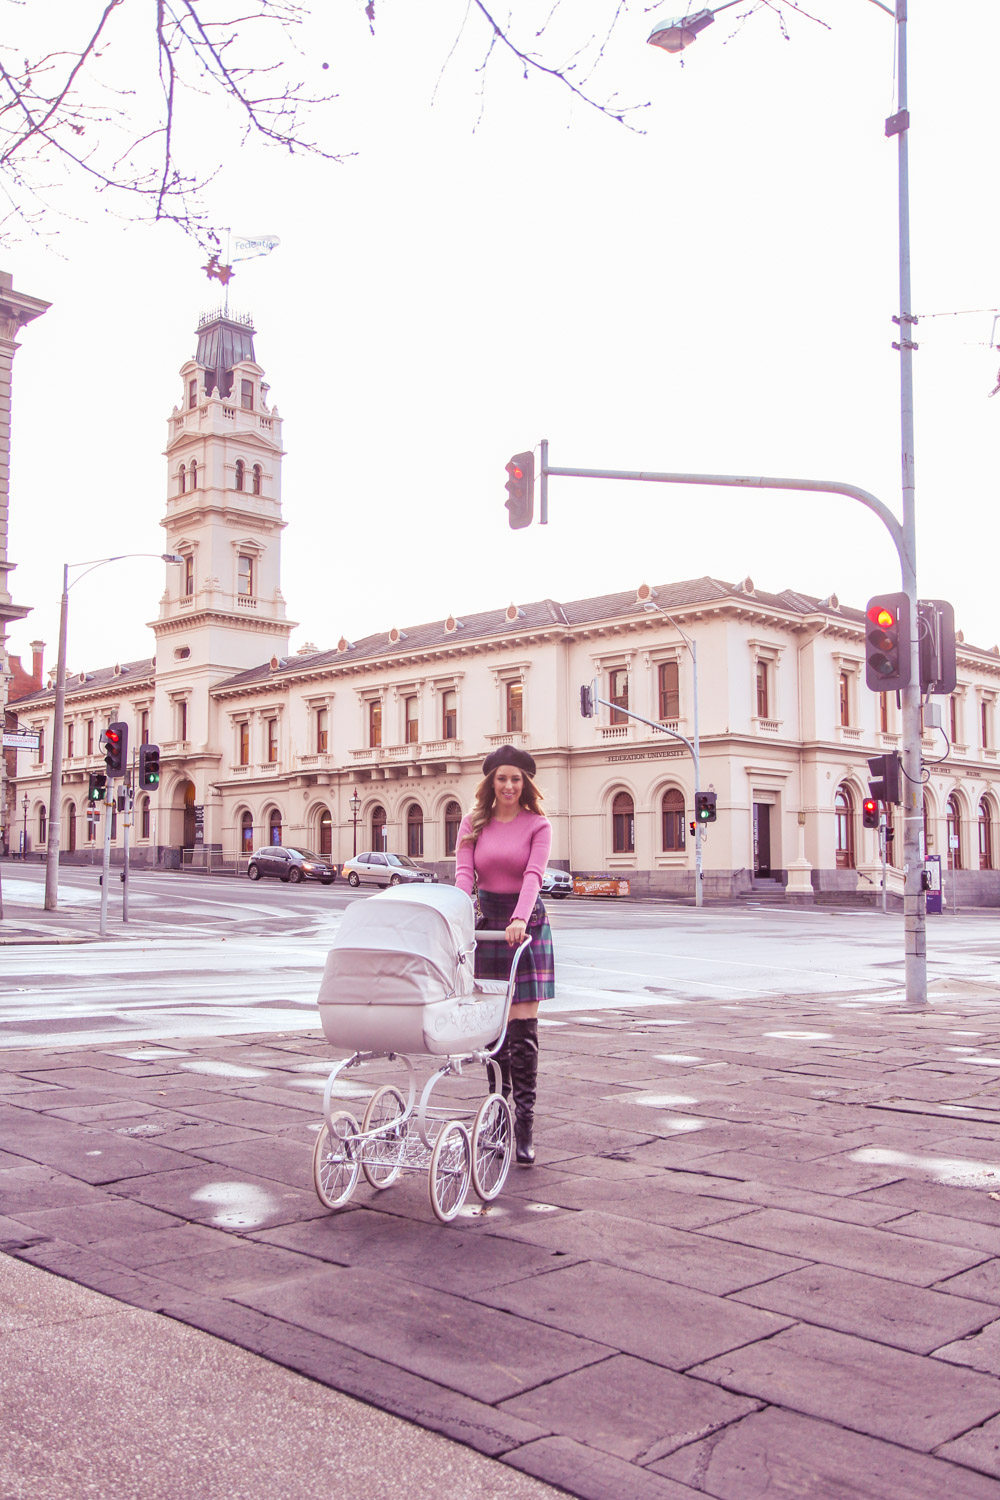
<box><xmin>507</xmin><ymin>1017</ymin><xmax>538</xmax><ymax>1166</ymax></box>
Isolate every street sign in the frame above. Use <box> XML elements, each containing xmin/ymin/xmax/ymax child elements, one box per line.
<box><xmin>2</xmin><ymin>732</ymin><xmax>40</xmax><ymax>750</ymax></box>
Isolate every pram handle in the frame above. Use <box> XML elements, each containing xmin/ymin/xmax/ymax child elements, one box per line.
<box><xmin>474</xmin><ymin>930</ymin><xmax>532</xmax><ymax>944</ymax></box>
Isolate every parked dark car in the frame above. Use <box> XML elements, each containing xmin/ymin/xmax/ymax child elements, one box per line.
<box><xmin>246</xmin><ymin>846</ymin><xmax>337</xmax><ymax>885</ymax></box>
<box><xmin>342</xmin><ymin>852</ymin><xmax>438</xmax><ymax>888</ymax></box>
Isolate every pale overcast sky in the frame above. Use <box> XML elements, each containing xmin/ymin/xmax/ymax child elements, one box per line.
<box><xmin>5</xmin><ymin>1</ymin><xmax>998</xmax><ymax>681</ymax></box>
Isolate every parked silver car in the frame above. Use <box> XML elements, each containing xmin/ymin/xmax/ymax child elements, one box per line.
<box><xmin>342</xmin><ymin>851</ymin><xmax>439</xmax><ymax>888</ymax></box>
<box><xmin>541</xmin><ymin>867</ymin><xmax>573</xmax><ymax>899</ymax></box>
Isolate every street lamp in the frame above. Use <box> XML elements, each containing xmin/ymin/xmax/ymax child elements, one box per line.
<box><xmin>349</xmin><ymin>788</ymin><xmax>361</xmax><ymax>857</ymax></box>
<box><xmin>643</xmin><ymin>600</ymin><xmax>703</xmax><ymax>907</ymax></box>
<box><xmin>44</xmin><ymin>553</ymin><xmax>184</xmax><ymax>911</ymax></box>
<box><xmin>646</xmin><ymin>0</ymin><xmax>926</xmax><ymax>1006</ymax></box>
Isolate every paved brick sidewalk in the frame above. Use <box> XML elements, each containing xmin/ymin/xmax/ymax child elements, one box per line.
<box><xmin>5</xmin><ymin>989</ymin><xmax>1000</xmax><ymax>1497</ymax></box>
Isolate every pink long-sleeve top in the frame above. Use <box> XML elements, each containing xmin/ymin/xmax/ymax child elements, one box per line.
<box><xmin>455</xmin><ymin>810</ymin><xmax>552</xmax><ymax>923</ymax></box>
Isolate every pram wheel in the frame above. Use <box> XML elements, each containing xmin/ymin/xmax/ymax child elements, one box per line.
<box><xmin>471</xmin><ymin>1094</ymin><xmax>513</xmax><ymax>1201</ymax></box>
<box><xmin>428</xmin><ymin>1121</ymin><xmax>472</xmax><ymax>1223</ymax></box>
<box><xmin>312</xmin><ymin>1110</ymin><xmax>361</xmax><ymax>1209</ymax></box>
<box><xmin>361</xmin><ymin>1085</ymin><xmax>408</xmax><ymax>1190</ymax></box>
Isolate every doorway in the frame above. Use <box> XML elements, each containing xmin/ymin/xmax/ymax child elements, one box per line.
<box><xmin>753</xmin><ymin>802</ymin><xmax>772</xmax><ymax>876</ymax></box>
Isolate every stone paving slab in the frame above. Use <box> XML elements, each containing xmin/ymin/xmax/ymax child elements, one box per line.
<box><xmin>653</xmin><ymin>1406</ymin><xmax>1000</xmax><ymax>1499</ymax></box>
<box><xmin>688</xmin><ymin>1323</ymin><xmax>1000</xmax><ymax>1451</ymax></box>
<box><xmin>8</xmin><ymin>997</ymin><xmax>1000</xmax><ymax>1493</ymax></box>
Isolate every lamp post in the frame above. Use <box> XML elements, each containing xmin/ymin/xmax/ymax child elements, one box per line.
<box><xmin>646</xmin><ymin>0</ymin><xmax>925</xmax><ymax>1005</ymax></box>
<box><xmin>643</xmin><ymin>601</ymin><xmax>703</xmax><ymax>907</ymax></box>
<box><xmin>44</xmin><ymin>553</ymin><xmax>184</xmax><ymax>912</ymax></box>
<box><xmin>21</xmin><ymin>793</ymin><xmax>28</xmax><ymax>857</ymax></box>
<box><xmin>349</xmin><ymin>788</ymin><xmax>361</xmax><ymax>857</ymax></box>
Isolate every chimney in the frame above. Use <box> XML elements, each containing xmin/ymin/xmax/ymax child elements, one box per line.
<box><xmin>30</xmin><ymin>640</ymin><xmax>44</xmax><ymax>688</ymax></box>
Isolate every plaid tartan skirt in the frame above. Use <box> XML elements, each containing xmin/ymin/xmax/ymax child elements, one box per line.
<box><xmin>474</xmin><ymin>889</ymin><xmax>555</xmax><ymax>1005</ymax></box>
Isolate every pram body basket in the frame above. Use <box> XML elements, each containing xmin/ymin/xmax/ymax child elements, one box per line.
<box><xmin>316</xmin><ymin>883</ymin><xmax>506</xmax><ymax>1055</ymax></box>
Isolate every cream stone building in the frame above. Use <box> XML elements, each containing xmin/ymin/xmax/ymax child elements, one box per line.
<box><xmin>10</xmin><ymin>311</ymin><xmax>1000</xmax><ymax>905</ymax></box>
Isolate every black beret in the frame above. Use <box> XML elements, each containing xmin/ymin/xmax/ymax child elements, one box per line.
<box><xmin>482</xmin><ymin>744</ymin><xmax>536</xmax><ymax>778</ymax></box>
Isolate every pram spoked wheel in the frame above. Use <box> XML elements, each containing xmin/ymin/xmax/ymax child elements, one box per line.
<box><xmin>312</xmin><ymin>1110</ymin><xmax>361</xmax><ymax>1208</ymax></box>
<box><xmin>361</xmin><ymin>1085</ymin><xmax>409</xmax><ymax>1190</ymax></box>
<box><xmin>471</xmin><ymin>1094</ymin><xmax>513</xmax><ymax>1201</ymax></box>
<box><xmin>428</xmin><ymin>1121</ymin><xmax>472</xmax><ymax>1223</ymax></box>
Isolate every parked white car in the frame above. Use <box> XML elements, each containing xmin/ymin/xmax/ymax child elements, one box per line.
<box><xmin>342</xmin><ymin>852</ymin><xmax>439</xmax><ymax>888</ymax></box>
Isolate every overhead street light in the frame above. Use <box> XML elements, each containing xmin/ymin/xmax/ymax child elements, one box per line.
<box><xmin>44</xmin><ymin>552</ymin><xmax>185</xmax><ymax>913</ymax></box>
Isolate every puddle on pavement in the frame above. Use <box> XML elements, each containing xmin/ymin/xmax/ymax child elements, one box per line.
<box><xmin>632</xmin><ymin>1092</ymin><xmax>699</xmax><ymax>1108</ymax></box>
<box><xmin>179</xmin><ymin>1060</ymin><xmax>270</xmax><ymax>1079</ymax></box>
<box><xmin>850</xmin><ymin>1146</ymin><xmax>1000</xmax><ymax>1190</ymax></box>
<box><xmin>190</xmin><ymin>1181</ymin><xmax>278</xmax><ymax>1228</ymax></box>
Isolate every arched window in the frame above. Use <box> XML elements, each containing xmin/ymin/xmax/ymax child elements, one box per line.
<box><xmin>190</xmin><ymin>459</ymin><xmax>198</xmax><ymax>489</ymax></box>
<box><xmin>661</xmin><ymin>788</ymin><xmax>685</xmax><ymax>851</ymax></box>
<box><xmin>612</xmin><ymin>791</ymin><xmax>634</xmax><ymax>854</ymax></box>
<box><xmin>240</xmin><ymin>811</ymin><xmax>254</xmax><ymax>854</ymax></box>
<box><xmin>318</xmin><ymin>808</ymin><xmax>333</xmax><ymax>857</ymax></box>
<box><xmin>67</xmin><ymin>804</ymin><xmax>77</xmax><ymax>854</ymax></box>
<box><xmin>947</xmin><ymin>794</ymin><xmax>962</xmax><ymax>871</ymax></box>
<box><xmin>178</xmin><ymin>464</ymin><xmax>186</xmax><ymax>495</ymax></box>
<box><xmin>371</xmin><ymin>804</ymin><xmax>387</xmax><ymax>851</ymax></box>
<box><xmin>835</xmin><ymin>786</ymin><xmax>855</xmax><ymax>869</ymax></box>
<box><xmin>252</xmin><ymin>463</ymin><xmax>262</xmax><ymax>495</ymax></box>
<box><xmin>38</xmin><ymin>805</ymin><xmax>47</xmax><ymax>847</ymax></box>
<box><xmin>141</xmin><ymin>797</ymin><xmax>151</xmax><ymax>840</ymax></box>
<box><xmin>269</xmin><ymin>809</ymin><xmax>282</xmax><ymax>846</ymax></box>
<box><xmin>235</xmin><ymin>459</ymin><xmax>245</xmax><ymax>492</ymax></box>
<box><xmin>980</xmin><ymin>798</ymin><xmax>994</xmax><ymax>871</ymax></box>
<box><xmin>444</xmin><ymin>800</ymin><xmax>462</xmax><ymax>857</ymax></box>
<box><xmin>407</xmin><ymin>803</ymin><xmax>424</xmax><ymax>858</ymax></box>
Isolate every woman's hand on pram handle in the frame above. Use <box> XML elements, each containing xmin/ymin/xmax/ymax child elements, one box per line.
<box><xmin>505</xmin><ymin>918</ymin><xmax>527</xmax><ymax>948</ymax></box>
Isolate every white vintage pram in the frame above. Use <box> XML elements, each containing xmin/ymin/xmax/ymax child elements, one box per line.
<box><xmin>312</xmin><ymin>884</ymin><xmax>529</xmax><ymax>1223</ymax></box>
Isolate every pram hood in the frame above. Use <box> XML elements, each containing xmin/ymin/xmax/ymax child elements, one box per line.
<box><xmin>318</xmin><ymin>883</ymin><xmax>477</xmax><ymax>1010</ymax></box>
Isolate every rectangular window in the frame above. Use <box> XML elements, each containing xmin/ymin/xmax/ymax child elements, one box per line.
<box><xmin>87</xmin><ymin>720</ymin><xmax>94</xmax><ymax>756</ymax></box>
<box><xmin>239</xmin><ymin>721</ymin><xmax>250</xmax><ymax>766</ymax></box>
<box><xmin>238</xmin><ymin>554</ymin><xmax>254</xmax><ymax>597</ymax></box>
<box><xmin>316</xmin><ymin>707</ymin><xmax>329</xmax><ymax>753</ymax></box>
<box><xmin>267</xmin><ymin>720</ymin><xmax>278</xmax><ymax>763</ymax></box>
<box><xmin>179</xmin><ymin>701</ymin><xmax>188</xmax><ymax>742</ymax></box>
<box><xmin>950</xmin><ymin>695</ymin><xmax>959</xmax><ymax>743</ymax></box>
<box><xmin>839</xmin><ymin>671</ymin><xmax>851</xmax><ymax>727</ymax></box>
<box><xmin>658</xmin><ymin>662</ymin><xmax>679</xmax><ymax>721</ymax></box>
<box><xmin>609</xmin><ymin>668</ymin><xmax>629</xmax><ymax>726</ymax></box>
<box><xmin>506</xmin><ymin>682</ymin><xmax>523</xmax><ymax>733</ymax></box>
<box><xmin>442</xmin><ymin>689</ymin><xmax>457</xmax><ymax>740</ymax></box>
<box><xmin>36</xmin><ymin>725</ymin><xmax>44</xmax><ymax>763</ymax></box>
<box><xmin>983</xmin><ymin>701</ymin><xmax>991</xmax><ymax>750</ymax></box>
<box><xmin>405</xmin><ymin>696</ymin><xmax>419</xmax><ymax>744</ymax></box>
<box><xmin>369</xmin><ymin>700</ymin><xmax>382</xmax><ymax>748</ymax></box>
<box><xmin>65</xmin><ymin>722</ymin><xmax>74</xmax><ymax>758</ymax></box>
<box><xmin>241</xmin><ymin>378</ymin><xmax>253</xmax><ymax>411</ymax></box>
<box><xmin>188</xmin><ymin>378</ymin><xmax>197</xmax><ymax>410</ymax></box>
<box><xmin>756</xmin><ymin>662</ymin><xmax>770</xmax><ymax>719</ymax></box>
<box><xmin>140</xmin><ymin>711</ymin><xmax>150</xmax><ymax>745</ymax></box>
<box><xmin>879</xmin><ymin>693</ymin><xmax>890</xmax><ymax>734</ymax></box>
<box><xmin>184</xmin><ymin>555</ymin><xmax>194</xmax><ymax>596</ymax></box>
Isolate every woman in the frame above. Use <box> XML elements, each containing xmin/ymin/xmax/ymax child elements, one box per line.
<box><xmin>455</xmin><ymin>746</ymin><xmax>553</xmax><ymax>1165</ymax></box>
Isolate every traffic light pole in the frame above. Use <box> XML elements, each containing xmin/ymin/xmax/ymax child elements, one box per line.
<box><xmin>99</xmin><ymin>778</ymin><xmax>113</xmax><ymax>938</ymax></box>
<box><xmin>122</xmin><ymin>781</ymin><xmax>131</xmax><ymax>925</ymax></box>
<box><xmin>539</xmin><ymin>448</ymin><xmax>923</xmax><ymax>1005</ymax></box>
<box><xmin>43</xmin><ymin>565</ymin><xmax>70</xmax><ymax>912</ymax></box>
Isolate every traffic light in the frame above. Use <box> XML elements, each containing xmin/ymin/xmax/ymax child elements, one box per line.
<box><xmin>88</xmin><ymin>771</ymin><xmax>107</xmax><ymax>804</ymax></box>
<box><xmin>862</xmin><ymin>797</ymin><xmax>880</xmax><ymax>829</ymax></box>
<box><xmin>138</xmin><ymin>743</ymin><xmax>161</xmax><ymax>790</ymax></box>
<box><xmin>918</xmin><ymin>599</ymin><xmax>957</xmax><ymax>694</ymax></box>
<box><xmin>694</xmin><ymin>791</ymin><xmax>717</xmax><ymax>823</ymax></box>
<box><xmin>865</xmin><ymin>592</ymin><xmax>911</xmax><ymax>692</ymax></box>
<box><xmin>867</xmin><ymin>752</ymin><xmax>902</xmax><ymax>805</ymax></box>
<box><xmin>689</xmin><ymin>821</ymin><xmax>697</xmax><ymax>838</ymax></box>
<box><xmin>504</xmin><ymin>451</ymin><xmax>534</xmax><ymax>529</ymax></box>
<box><xmin>580</xmin><ymin>684</ymin><xmax>594</xmax><ymax>718</ymax></box>
<box><xmin>102</xmin><ymin>721</ymin><xmax>128</xmax><ymax>777</ymax></box>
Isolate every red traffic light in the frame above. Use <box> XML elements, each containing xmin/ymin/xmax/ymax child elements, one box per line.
<box><xmin>862</xmin><ymin>797</ymin><xmax>880</xmax><ymax>829</ymax></box>
<box><xmin>867</xmin><ymin>604</ymin><xmax>896</xmax><ymax>629</ymax></box>
<box><xmin>504</xmin><ymin>450</ymin><xmax>534</xmax><ymax>529</ymax></box>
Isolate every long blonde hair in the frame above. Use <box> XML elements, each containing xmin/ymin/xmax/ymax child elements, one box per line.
<box><xmin>460</xmin><ymin>768</ymin><xmax>545</xmax><ymax>848</ymax></box>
